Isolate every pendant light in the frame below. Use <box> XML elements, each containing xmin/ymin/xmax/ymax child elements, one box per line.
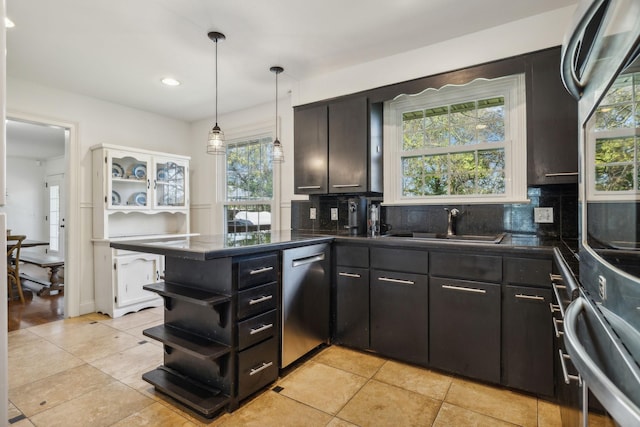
<box><xmin>207</xmin><ymin>31</ymin><xmax>226</xmax><ymax>155</ymax></box>
<box><xmin>270</xmin><ymin>65</ymin><xmax>284</xmax><ymax>163</ymax></box>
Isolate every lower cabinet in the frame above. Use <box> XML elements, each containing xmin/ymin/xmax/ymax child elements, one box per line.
<box><xmin>502</xmin><ymin>284</ymin><xmax>553</xmax><ymax>396</ymax></box>
<box><xmin>370</xmin><ymin>269</ymin><xmax>429</xmax><ymax>365</ymax></box>
<box><xmin>430</xmin><ymin>277</ymin><xmax>501</xmax><ymax>383</ymax></box>
<box><xmin>335</xmin><ymin>266</ymin><xmax>370</xmax><ymax>349</ymax></box>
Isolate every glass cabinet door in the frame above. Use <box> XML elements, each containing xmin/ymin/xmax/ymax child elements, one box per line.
<box><xmin>108</xmin><ymin>151</ymin><xmax>151</xmax><ymax>209</ymax></box>
<box><xmin>152</xmin><ymin>157</ymin><xmax>188</xmax><ymax>209</ymax></box>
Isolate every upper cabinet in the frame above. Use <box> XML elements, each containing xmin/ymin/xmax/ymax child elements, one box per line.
<box><xmin>527</xmin><ymin>47</ymin><xmax>579</xmax><ymax>185</ymax></box>
<box><xmin>294</xmin><ymin>96</ymin><xmax>382</xmax><ymax>195</ymax></box>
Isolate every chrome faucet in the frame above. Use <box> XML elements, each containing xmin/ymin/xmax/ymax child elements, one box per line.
<box><xmin>445</xmin><ymin>208</ymin><xmax>459</xmax><ymax>236</ymax></box>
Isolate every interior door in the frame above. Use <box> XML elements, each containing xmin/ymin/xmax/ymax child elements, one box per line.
<box><xmin>46</xmin><ymin>174</ymin><xmax>65</xmax><ymax>257</ymax></box>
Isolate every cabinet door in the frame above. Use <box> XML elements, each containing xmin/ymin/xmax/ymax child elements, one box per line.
<box><xmin>152</xmin><ymin>156</ymin><xmax>189</xmax><ymax>210</ymax></box>
<box><xmin>430</xmin><ymin>277</ymin><xmax>501</xmax><ymax>383</ymax></box>
<box><xmin>370</xmin><ymin>269</ymin><xmax>428</xmax><ymax>365</ymax></box>
<box><xmin>502</xmin><ymin>285</ymin><xmax>554</xmax><ymax>396</ymax></box>
<box><xmin>107</xmin><ymin>150</ymin><xmax>152</xmax><ymax>209</ymax></box>
<box><xmin>335</xmin><ymin>266</ymin><xmax>369</xmax><ymax>349</ymax></box>
<box><xmin>293</xmin><ymin>104</ymin><xmax>328</xmax><ymax>194</ymax></box>
<box><xmin>527</xmin><ymin>47</ymin><xmax>578</xmax><ymax>185</ymax></box>
<box><xmin>115</xmin><ymin>253</ymin><xmax>161</xmax><ymax>308</ymax></box>
<box><xmin>328</xmin><ymin>96</ymin><xmax>368</xmax><ymax>193</ymax></box>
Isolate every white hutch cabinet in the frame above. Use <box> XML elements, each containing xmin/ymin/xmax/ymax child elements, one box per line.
<box><xmin>91</xmin><ymin>144</ymin><xmax>190</xmax><ymax>317</ymax></box>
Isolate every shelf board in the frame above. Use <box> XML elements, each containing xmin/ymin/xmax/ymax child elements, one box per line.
<box><xmin>143</xmin><ymin>367</ymin><xmax>229</xmax><ymax>417</ymax></box>
<box><xmin>143</xmin><ymin>324</ymin><xmax>230</xmax><ymax>360</ymax></box>
<box><xmin>144</xmin><ymin>282</ymin><xmax>230</xmax><ymax>306</ymax></box>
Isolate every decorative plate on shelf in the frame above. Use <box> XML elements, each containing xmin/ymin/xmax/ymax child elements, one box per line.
<box><xmin>111</xmin><ymin>191</ymin><xmax>121</xmax><ymax>205</ymax></box>
<box><xmin>132</xmin><ymin>164</ymin><xmax>147</xmax><ymax>179</ymax></box>
<box><xmin>156</xmin><ymin>167</ymin><xmax>168</xmax><ymax>181</ymax></box>
<box><xmin>112</xmin><ymin>163</ymin><xmax>124</xmax><ymax>178</ymax></box>
<box><xmin>132</xmin><ymin>192</ymin><xmax>147</xmax><ymax>206</ymax></box>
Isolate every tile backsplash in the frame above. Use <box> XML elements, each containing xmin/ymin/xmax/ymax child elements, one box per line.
<box><xmin>291</xmin><ymin>184</ymin><xmax>578</xmax><ymax>239</ymax></box>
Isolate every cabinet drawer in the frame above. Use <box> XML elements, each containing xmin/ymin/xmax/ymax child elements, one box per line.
<box><xmin>238</xmin><ymin>309</ymin><xmax>277</xmax><ymax>351</ymax></box>
<box><xmin>370</xmin><ymin>247</ymin><xmax>428</xmax><ymax>274</ymax></box>
<box><xmin>430</xmin><ymin>252</ymin><xmax>502</xmax><ymax>282</ymax></box>
<box><xmin>237</xmin><ymin>281</ymin><xmax>278</xmax><ymax>319</ymax></box>
<box><xmin>335</xmin><ymin>245</ymin><xmax>369</xmax><ymax>268</ymax></box>
<box><xmin>504</xmin><ymin>257</ymin><xmax>552</xmax><ymax>287</ymax></box>
<box><xmin>237</xmin><ymin>337</ymin><xmax>278</xmax><ymax>400</ymax></box>
<box><xmin>238</xmin><ymin>253</ymin><xmax>279</xmax><ymax>289</ymax></box>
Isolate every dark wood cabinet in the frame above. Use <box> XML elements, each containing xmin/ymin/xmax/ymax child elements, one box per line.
<box><xmin>293</xmin><ymin>104</ymin><xmax>328</xmax><ymax>194</ymax></box>
<box><xmin>430</xmin><ymin>277</ymin><xmax>501</xmax><ymax>383</ymax></box>
<box><xmin>370</xmin><ymin>269</ymin><xmax>429</xmax><ymax>365</ymax></box>
<box><xmin>335</xmin><ymin>266</ymin><xmax>370</xmax><ymax>349</ymax></box>
<box><xmin>527</xmin><ymin>47</ymin><xmax>579</xmax><ymax>185</ymax></box>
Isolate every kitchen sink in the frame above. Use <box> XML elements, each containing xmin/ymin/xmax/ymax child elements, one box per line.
<box><xmin>383</xmin><ymin>232</ymin><xmax>506</xmax><ymax>244</ymax></box>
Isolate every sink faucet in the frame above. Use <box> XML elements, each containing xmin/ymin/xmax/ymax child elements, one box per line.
<box><xmin>445</xmin><ymin>208</ymin><xmax>459</xmax><ymax>236</ymax></box>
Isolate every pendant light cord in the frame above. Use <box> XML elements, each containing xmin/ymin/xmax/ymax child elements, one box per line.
<box><xmin>275</xmin><ymin>71</ymin><xmax>278</xmax><ymax>140</ymax></box>
<box><xmin>215</xmin><ymin>38</ymin><xmax>218</xmax><ymax>126</ymax></box>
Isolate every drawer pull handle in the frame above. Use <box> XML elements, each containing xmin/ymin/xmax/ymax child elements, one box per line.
<box><xmin>442</xmin><ymin>284</ymin><xmax>486</xmax><ymax>294</ymax></box>
<box><xmin>250</xmin><ymin>323</ymin><xmax>274</xmax><ymax>335</ymax></box>
<box><xmin>292</xmin><ymin>253</ymin><xmax>325</xmax><ymax>267</ymax></box>
<box><xmin>249</xmin><ymin>361</ymin><xmax>274</xmax><ymax>376</ymax></box>
<box><xmin>378</xmin><ymin>277</ymin><xmax>414</xmax><ymax>285</ymax></box>
<box><xmin>332</xmin><ymin>184</ymin><xmax>361</xmax><ymax>188</ymax></box>
<box><xmin>558</xmin><ymin>349</ymin><xmax>581</xmax><ymax>385</ymax></box>
<box><xmin>553</xmin><ymin>317</ymin><xmax>564</xmax><ymax>338</ymax></box>
<box><xmin>250</xmin><ymin>266</ymin><xmax>274</xmax><ymax>275</ymax></box>
<box><xmin>249</xmin><ymin>295</ymin><xmax>273</xmax><ymax>305</ymax></box>
<box><xmin>297</xmin><ymin>185</ymin><xmax>321</xmax><ymax>190</ymax></box>
<box><xmin>339</xmin><ymin>272</ymin><xmax>361</xmax><ymax>278</ymax></box>
<box><xmin>551</xmin><ymin>283</ymin><xmax>566</xmax><ymax>318</ymax></box>
<box><xmin>515</xmin><ymin>294</ymin><xmax>545</xmax><ymax>301</ymax></box>
<box><xmin>544</xmin><ymin>172</ymin><xmax>579</xmax><ymax>177</ymax></box>
<box><xmin>549</xmin><ymin>303</ymin><xmax>561</xmax><ymax>313</ymax></box>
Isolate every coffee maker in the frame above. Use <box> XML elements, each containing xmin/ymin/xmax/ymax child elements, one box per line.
<box><xmin>346</xmin><ymin>196</ymin><xmax>383</xmax><ymax>236</ymax></box>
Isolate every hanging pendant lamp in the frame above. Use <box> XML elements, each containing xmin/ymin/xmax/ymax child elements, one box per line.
<box><xmin>207</xmin><ymin>31</ymin><xmax>226</xmax><ymax>155</ymax></box>
<box><xmin>270</xmin><ymin>66</ymin><xmax>284</xmax><ymax>163</ymax></box>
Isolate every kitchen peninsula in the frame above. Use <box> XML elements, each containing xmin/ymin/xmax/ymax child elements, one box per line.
<box><xmin>112</xmin><ymin>230</ymin><xmax>564</xmax><ymax>419</ymax></box>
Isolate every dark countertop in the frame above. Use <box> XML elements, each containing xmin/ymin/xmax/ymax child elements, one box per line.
<box><xmin>111</xmin><ymin>229</ymin><xmax>576</xmax><ymax>261</ymax></box>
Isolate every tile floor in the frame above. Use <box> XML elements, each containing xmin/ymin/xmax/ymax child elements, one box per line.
<box><xmin>8</xmin><ymin>307</ymin><xmax>565</xmax><ymax>426</ymax></box>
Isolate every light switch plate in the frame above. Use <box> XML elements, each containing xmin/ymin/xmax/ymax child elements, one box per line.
<box><xmin>309</xmin><ymin>207</ymin><xmax>317</xmax><ymax>220</ymax></box>
<box><xmin>330</xmin><ymin>208</ymin><xmax>338</xmax><ymax>221</ymax></box>
<box><xmin>534</xmin><ymin>207</ymin><xmax>554</xmax><ymax>223</ymax></box>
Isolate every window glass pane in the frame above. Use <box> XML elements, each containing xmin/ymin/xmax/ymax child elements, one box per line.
<box><xmin>402</xmin><ymin>111</ymin><xmax>424</xmax><ymax>150</ymax></box>
<box><xmin>226</xmin><ymin>137</ymin><xmax>273</xmax><ymax>201</ymax></box>
<box><xmin>477</xmin><ymin>97</ymin><xmax>505</xmax><ymax>142</ymax></box>
<box><xmin>602</xmin><ymin>76</ymin><xmax>633</xmax><ymax>105</ymax></box>
<box><xmin>424</xmin><ymin>154</ymin><xmax>448</xmax><ymax>195</ymax></box>
<box><xmin>595</xmin><ymin>165</ymin><xmax>634</xmax><ymax>191</ymax></box>
<box><xmin>424</xmin><ymin>107</ymin><xmax>449</xmax><ymax>148</ymax></box>
<box><xmin>595</xmin><ymin>104</ymin><xmax>634</xmax><ymax>130</ymax></box>
<box><xmin>449</xmin><ymin>101</ymin><xmax>477</xmax><ymax>145</ymax></box>
<box><xmin>635</xmin><ymin>102</ymin><xmax>640</xmax><ymax>127</ymax></box>
<box><xmin>478</xmin><ymin>149</ymin><xmax>505</xmax><ymax>194</ymax></box>
<box><xmin>401</xmin><ymin>156</ymin><xmax>424</xmax><ymax>196</ymax></box>
<box><xmin>226</xmin><ymin>204</ymin><xmax>272</xmax><ymax>233</ymax></box>
<box><xmin>595</xmin><ymin>138</ymin><xmax>635</xmax><ymax>164</ymax></box>
<box><xmin>449</xmin><ymin>152</ymin><xmax>476</xmax><ymax>194</ymax></box>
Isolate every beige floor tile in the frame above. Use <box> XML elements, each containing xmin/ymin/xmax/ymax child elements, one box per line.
<box><xmin>216</xmin><ymin>390</ymin><xmax>332</xmax><ymax>427</ymax></box>
<box><xmin>123</xmin><ymin>319</ymin><xmax>165</xmax><ymax>346</ymax></box>
<box><xmin>433</xmin><ymin>402</ymin><xmax>518</xmax><ymax>426</ymax></box>
<box><xmin>313</xmin><ymin>345</ymin><xmax>385</xmax><ymax>378</ymax></box>
<box><xmin>119</xmin><ymin>365</ymin><xmax>166</xmax><ymax>402</ymax></box>
<box><xmin>99</xmin><ymin>308</ymin><xmax>163</xmax><ymax>331</ymax></box>
<box><xmin>8</xmin><ymin>329</ymin><xmax>42</xmax><ymax>351</ymax></box>
<box><xmin>65</xmin><ymin>329</ymin><xmax>144</xmax><ymax>362</ymax></box>
<box><xmin>337</xmin><ymin>379</ymin><xmax>441</xmax><ymax>427</ymax></box>
<box><xmin>445</xmin><ymin>379</ymin><xmax>538</xmax><ymax>427</ymax></box>
<box><xmin>8</xmin><ymin>400</ymin><xmax>23</xmax><ymax>419</ymax></box>
<box><xmin>538</xmin><ymin>399</ymin><xmax>563</xmax><ymax>427</ymax></box>
<box><xmin>277</xmin><ymin>361</ymin><xmax>367</xmax><ymax>415</ymax></box>
<box><xmin>9</xmin><ymin>364</ymin><xmax>115</xmax><ymax>417</ymax></box>
<box><xmin>110</xmin><ymin>401</ymin><xmax>198</xmax><ymax>426</ymax></box>
<box><xmin>326</xmin><ymin>417</ymin><xmax>360</xmax><ymax>427</ymax></box>
<box><xmin>90</xmin><ymin>341</ymin><xmax>163</xmax><ymax>381</ymax></box>
<box><xmin>26</xmin><ymin>314</ymin><xmax>106</xmax><ymax>338</ymax></box>
<box><xmin>41</xmin><ymin>321</ymin><xmax>119</xmax><ymax>350</ymax></box>
<box><xmin>374</xmin><ymin>360</ymin><xmax>453</xmax><ymax>400</ymax></box>
<box><xmin>8</xmin><ymin>338</ymin><xmax>84</xmax><ymax>389</ymax></box>
<box><xmin>28</xmin><ymin>381</ymin><xmax>153</xmax><ymax>427</ymax></box>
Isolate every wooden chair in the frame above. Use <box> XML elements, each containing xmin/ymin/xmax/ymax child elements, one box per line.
<box><xmin>7</xmin><ymin>235</ymin><xmax>26</xmax><ymax>304</ymax></box>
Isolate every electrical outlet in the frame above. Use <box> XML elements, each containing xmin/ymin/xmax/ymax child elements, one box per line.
<box><xmin>534</xmin><ymin>207</ymin><xmax>554</xmax><ymax>223</ymax></box>
<box><xmin>330</xmin><ymin>208</ymin><xmax>338</xmax><ymax>221</ymax></box>
<box><xmin>599</xmin><ymin>275</ymin><xmax>607</xmax><ymax>301</ymax></box>
<box><xmin>309</xmin><ymin>207</ymin><xmax>317</xmax><ymax>220</ymax></box>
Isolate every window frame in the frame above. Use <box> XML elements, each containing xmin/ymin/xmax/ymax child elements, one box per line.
<box><xmin>383</xmin><ymin>74</ymin><xmax>528</xmax><ymax>205</ymax></box>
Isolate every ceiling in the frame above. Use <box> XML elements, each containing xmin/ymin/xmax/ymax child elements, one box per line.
<box><xmin>6</xmin><ymin>0</ymin><xmax>576</xmax><ymax>123</ymax></box>
<box><xmin>5</xmin><ymin>119</ymin><xmax>66</xmax><ymax>160</ymax></box>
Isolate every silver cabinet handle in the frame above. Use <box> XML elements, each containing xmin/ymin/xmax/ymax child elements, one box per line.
<box><xmin>378</xmin><ymin>277</ymin><xmax>414</xmax><ymax>285</ymax></box>
<box><xmin>249</xmin><ymin>323</ymin><xmax>274</xmax><ymax>335</ymax></box>
<box><xmin>292</xmin><ymin>253</ymin><xmax>325</xmax><ymax>267</ymax></box>
<box><xmin>249</xmin><ymin>295</ymin><xmax>273</xmax><ymax>305</ymax></box>
<box><xmin>550</xmin><ymin>273</ymin><xmax>564</xmax><ymax>283</ymax></box>
<box><xmin>339</xmin><ymin>272</ymin><xmax>361</xmax><ymax>278</ymax></box>
<box><xmin>442</xmin><ymin>284</ymin><xmax>486</xmax><ymax>294</ymax></box>
<box><xmin>332</xmin><ymin>184</ymin><xmax>360</xmax><ymax>188</ymax></box>
<box><xmin>515</xmin><ymin>294</ymin><xmax>545</xmax><ymax>301</ymax></box>
<box><xmin>249</xmin><ymin>266</ymin><xmax>274</xmax><ymax>275</ymax></box>
<box><xmin>544</xmin><ymin>172</ymin><xmax>579</xmax><ymax>177</ymax></box>
<box><xmin>550</xmin><ymin>303</ymin><xmax>562</xmax><ymax>314</ymax></box>
<box><xmin>249</xmin><ymin>361</ymin><xmax>273</xmax><ymax>376</ymax></box>
<box><xmin>297</xmin><ymin>185</ymin><xmax>321</xmax><ymax>189</ymax></box>
<box><xmin>558</xmin><ymin>349</ymin><xmax>581</xmax><ymax>385</ymax></box>
<box><xmin>551</xmin><ymin>283</ymin><xmax>566</xmax><ymax>318</ymax></box>
<box><xmin>553</xmin><ymin>317</ymin><xmax>564</xmax><ymax>338</ymax></box>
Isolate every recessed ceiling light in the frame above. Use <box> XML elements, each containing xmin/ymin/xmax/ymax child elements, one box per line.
<box><xmin>5</xmin><ymin>17</ymin><xmax>15</xmax><ymax>28</ymax></box>
<box><xmin>161</xmin><ymin>77</ymin><xmax>180</xmax><ymax>86</ymax></box>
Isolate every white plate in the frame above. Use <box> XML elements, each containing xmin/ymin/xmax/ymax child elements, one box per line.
<box><xmin>132</xmin><ymin>164</ymin><xmax>147</xmax><ymax>179</ymax></box>
<box><xmin>133</xmin><ymin>192</ymin><xmax>147</xmax><ymax>206</ymax></box>
<box><xmin>111</xmin><ymin>191</ymin><xmax>121</xmax><ymax>205</ymax></box>
<box><xmin>112</xmin><ymin>163</ymin><xmax>124</xmax><ymax>178</ymax></box>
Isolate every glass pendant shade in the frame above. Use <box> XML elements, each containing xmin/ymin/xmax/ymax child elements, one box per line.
<box><xmin>207</xmin><ymin>124</ymin><xmax>225</xmax><ymax>154</ymax></box>
<box><xmin>272</xmin><ymin>138</ymin><xmax>284</xmax><ymax>162</ymax></box>
<box><xmin>270</xmin><ymin>65</ymin><xmax>284</xmax><ymax>163</ymax></box>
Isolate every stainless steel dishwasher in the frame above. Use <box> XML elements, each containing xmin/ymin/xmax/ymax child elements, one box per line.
<box><xmin>281</xmin><ymin>243</ymin><xmax>330</xmax><ymax>368</ymax></box>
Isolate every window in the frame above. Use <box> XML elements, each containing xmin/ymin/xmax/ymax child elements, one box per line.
<box><xmin>384</xmin><ymin>75</ymin><xmax>527</xmax><ymax>204</ymax></box>
<box><xmin>225</xmin><ymin>135</ymin><xmax>275</xmax><ymax>233</ymax></box>
<box><xmin>587</xmin><ymin>72</ymin><xmax>640</xmax><ymax>199</ymax></box>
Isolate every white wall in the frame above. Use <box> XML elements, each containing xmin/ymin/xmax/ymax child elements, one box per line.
<box><xmin>2</xmin><ymin>157</ymin><xmax>47</xmax><ymax>239</ymax></box>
